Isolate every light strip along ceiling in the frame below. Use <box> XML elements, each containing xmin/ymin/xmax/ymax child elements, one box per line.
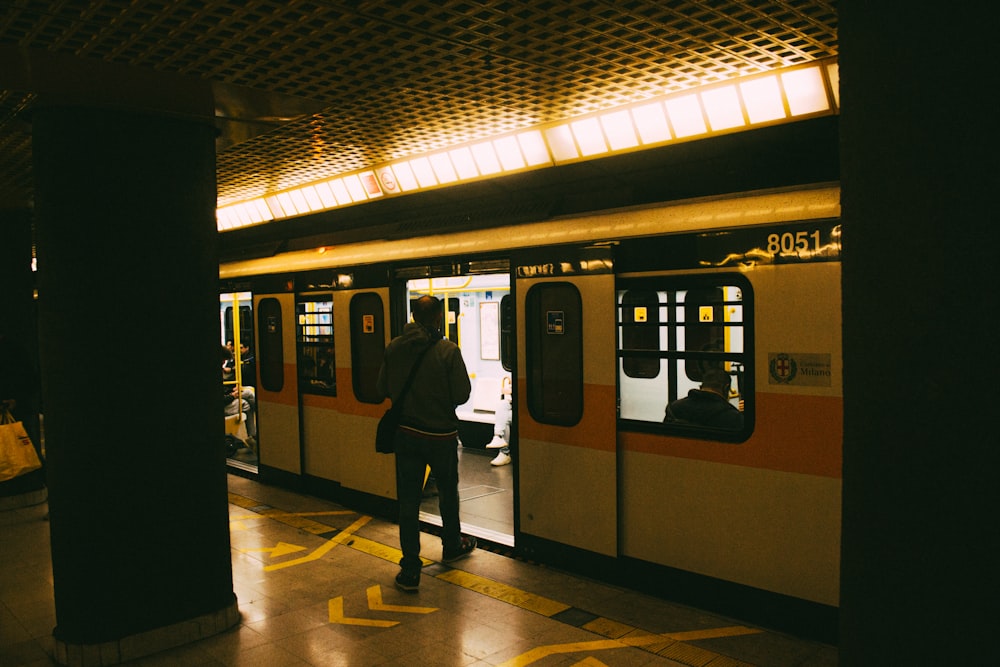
<box><xmin>217</xmin><ymin>58</ymin><xmax>839</xmax><ymax>232</ymax></box>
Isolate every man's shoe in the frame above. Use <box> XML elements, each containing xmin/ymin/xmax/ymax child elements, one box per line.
<box><xmin>442</xmin><ymin>536</ymin><xmax>477</xmax><ymax>563</ymax></box>
<box><xmin>395</xmin><ymin>571</ymin><xmax>420</xmax><ymax>593</ymax></box>
<box><xmin>490</xmin><ymin>452</ymin><xmax>511</xmax><ymax>466</ymax></box>
<box><xmin>485</xmin><ymin>435</ymin><xmax>507</xmax><ymax>449</ymax></box>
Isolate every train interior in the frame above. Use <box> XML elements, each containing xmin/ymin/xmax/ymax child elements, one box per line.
<box><xmin>221</xmin><ymin>291</ymin><xmax>259</xmax><ymax>473</ymax></box>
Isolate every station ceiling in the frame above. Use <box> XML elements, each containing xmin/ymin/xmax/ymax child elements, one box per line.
<box><xmin>0</xmin><ymin>1</ymin><xmax>837</xmax><ymax>214</ymax></box>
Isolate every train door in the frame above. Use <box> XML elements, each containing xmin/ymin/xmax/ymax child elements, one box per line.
<box><xmin>220</xmin><ymin>291</ymin><xmax>258</xmax><ymax>472</ymax></box>
<box><xmin>515</xmin><ymin>253</ymin><xmax>618</xmax><ymax>557</ymax></box>
<box><xmin>295</xmin><ymin>284</ymin><xmax>394</xmax><ymax>500</ymax></box>
<box><xmin>401</xmin><ymin>266</ymin><xmax>515</xmax><ymax>546</ymax></box>
<box><xmin>253</xmin><ymin>290</ymin><xmax>302</xmax><ymax>481</ymax></box>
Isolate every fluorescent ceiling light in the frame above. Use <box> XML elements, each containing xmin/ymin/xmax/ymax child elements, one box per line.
<box><xmin>390</xmin><ymin>163</ymin><xmax>419</xmax><ymax>192</ymax></box>
<box><xmin>315</xmin><ymin>181</ymin><xmax>338</xmax><ymax>208</ymax></box>
<box><xmin>666</xmin><ymin>94</ymin><xmax>707</xmax><ymax>138</ymax></box>
<box><xmin>740</xmin><ymin>76</ymin><xmax>785</xmax><ymax>124</ymax></box>
<box><xmin>600</xmin><ymin>110</ymin><xmax>639</xmax><ymax>150</ymax></box>
<box><xmin>329</xmin><ymin>178</ymin><xmax>352</xmax><ymax>205</ymax></box>
<box><xmin>343</xmin><ymin>174</ymin><xmax>368</xmax><ymax>202</ymax></box>
<box><xmin>545</xmin><ymin>124</ymin><xmax>579</xmax><ymax>162</ymax></box>
<box><xmin>449</xmin><ymin>147</ymin><xmax>479</xmax><ymax>179</ymax></box>
<box><xmin>517</xmin><ymin>130</ymin><xmax>551</xmax><ymax>166</ymax></box>
<box><xmin>494</xmin><ymin>136</ymin><xmax>526</xmax><ymax>171</ymax></box>
<box><xmin>471</xmin><ymin>142</ymin><xmax>503</xmax><ymax>175</ymax></box>
<box><xmin>571</xmin><ymin>118</ymin><xmax>607</xmax><ymax>156</ymax></box>
<box><xmin>701</xmin><ymin>85</ymin><xmax>744</xmax><ymax>131</ymax></box>
<box><xmin>429</xmin><ymin>152</ymin><xmax>459</xmax><ymax>183</ymax></box>
<box><xmin>631</xmin><ymin>102</ymin><xmax>671</xmax><ymax>144</ymax></box>
<box><xmin>409</xmin><ymin>157</ymin><xmax>439</xmax><ymax>188</ymax></box>
<box><xmin>782</xmin><ymin>66</ymin><xmax>829</xmax><ymax>116</ymax></box>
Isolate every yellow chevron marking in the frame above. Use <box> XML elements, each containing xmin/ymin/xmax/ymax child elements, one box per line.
<box><xmin>328</xmin><ymin>596</ymin><xmax>397</xmax><ymax>628</ymax></box>
<box><xmin>366</xmin><ymin>585</ymin><xmax>437</xmax><ymax>614</ymax></box>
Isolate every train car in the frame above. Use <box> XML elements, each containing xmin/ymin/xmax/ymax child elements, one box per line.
<box><xmin>219</xmin><ymin>183</ymin><xmax>842</xmax><ymax>640</ymax></box>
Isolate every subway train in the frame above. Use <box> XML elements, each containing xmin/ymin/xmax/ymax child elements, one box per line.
<box><xmin>219</xmin><ymin>183</ymin><xmax>842</xmax><ymax>641</ymax></box>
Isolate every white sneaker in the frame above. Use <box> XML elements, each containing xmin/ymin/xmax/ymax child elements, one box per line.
<box><xmin>486</xmin><ymin>435</ymin><xmax>507</xmax><ymax>449</ymax></box>
<box><xmin>490</xmin><ymin>452</ymin><xmax>511</xmax><ymax>466</ymax></box>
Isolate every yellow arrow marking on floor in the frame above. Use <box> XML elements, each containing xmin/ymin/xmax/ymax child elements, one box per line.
<box><xmin>264</xmin><ymin>515</ymin><xmax>371</xmax><ymax>571</ymax></box>
<box><xmin>366</xmin><ymin>585</ymin><xmax>437</xmax><ymax>614</ymax></box>
<box><xmin>241</xmin><ymin>542</ymin><xmax>307</xmax><ymax>558</ymax></box>
<box><xmin>571</xmin><ymin>659</ymin><xmax>609</xmax><ymax>667</ymax></box>
<box><xmin>328</xmin><ymin>596</ymin><xmax>398</xmax><ymax>628</ymax></box>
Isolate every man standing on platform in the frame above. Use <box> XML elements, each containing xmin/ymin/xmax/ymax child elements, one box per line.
<box><xmin>377</xmin><ymin>295</ymin><xmax>476</xmax><ymax>592</ymax></box>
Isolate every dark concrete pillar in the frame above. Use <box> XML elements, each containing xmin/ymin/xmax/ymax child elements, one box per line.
<box><xmin>839</xmin><ymin>4</ymin><xmax>997</xmax><ymax>663</ymax></box>
<box><xmin>0</xmin><ymin>207</ymin><xmax>45</xmax><ymax>506</ymax></box>
<box><xmin>32</xmin><ymin>102</ymin><xmax>237</xmax><ymax>662</ymax></box>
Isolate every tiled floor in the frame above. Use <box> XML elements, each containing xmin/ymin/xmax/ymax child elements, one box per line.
<box><xmin>1</xmin><ymin>475</ymin><xmax>838</xmax><ymax>666</ymax></box>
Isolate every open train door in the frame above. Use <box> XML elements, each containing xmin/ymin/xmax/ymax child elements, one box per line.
<box><xmin>515</xmin><ymin>248</ymin><xmax>618</xmax><ymax>558</ymax></box>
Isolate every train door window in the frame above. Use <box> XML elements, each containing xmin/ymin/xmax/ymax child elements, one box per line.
<box><xmin>220</xmin><ymin>292</ymin><xmax>254</xmax><ymax>385</ymax></box>
<box><xmin>350</xmin><ymin>292</ymin><xmax>385</xmax><ymax>404</ymax></box>
<box><xmin>221</xmin><ymin>296</ymin><xmax>253</xmax><ymax>353</ymax></box>
<box><xmin>296</xmin><ymin>295</ymin><xmax>336</xmax><ymax>396</ymax></box>
<box><xmin>617</xmin><ymin>276</ymin><xmax>752</xmax><ymax>441</ymax></box>
<box><xmin>500</xmin><ymin>294</ymin><xmax>514</xmax><ymax>372</ymax></box>
<box><xmin>257</xmin><ymin>298</ymin><xmax>284</xmax><ymax>392</ymax></box>
<box><xmin>524</xmin><ymin>282</ymin><xmax>583</xmax><ymax>426</ymax></box>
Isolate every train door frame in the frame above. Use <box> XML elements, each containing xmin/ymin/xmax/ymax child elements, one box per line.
<box><xmin>248</xmin><ymin>280</ymin><xmax>303</xmax><ymax>487</ymax></box>
<box><xmin>391</xmin><ymin>259</ymin><xmax>517</xmax><ymax>547</ymax></box>
<box><xmin>220</xmin><ymin>287</ymin><xmax>258</xmax><ymax>474</ymax></box>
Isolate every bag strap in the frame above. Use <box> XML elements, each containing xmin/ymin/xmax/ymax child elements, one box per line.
<box><xmin>394</xmin><ymin>340</ymin><xmax>437</xmax><ymax>410</ymax></box>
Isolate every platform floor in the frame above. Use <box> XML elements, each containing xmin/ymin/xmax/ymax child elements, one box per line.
<box><xmin>1</xmin><ymin>475</ymin><xmax>837</xmax><ymax>666</ymax></box>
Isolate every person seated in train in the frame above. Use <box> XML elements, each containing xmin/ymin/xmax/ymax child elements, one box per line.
<box><xmin>663</xmin><ymin>367</ymin><xmax>743</xmax><ymax>429</ymax></box>
<box><xmin>222</xmin><ymin>345</ymin><xmax>256</xmax><ymax>441</ymax></box>
<box><xmin>485</xmin><ymin>375</ymin><xmax>512</xmax><ymax>466</ymax></box>
<box><xmin>239</xmin><ymin>342</ymin><xmax>256</xmax><ymax>388</ymax></box>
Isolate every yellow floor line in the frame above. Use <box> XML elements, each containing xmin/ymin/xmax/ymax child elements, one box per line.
<box><xmin>435</xmin><ymin>569</ymin><xmax>570</xmax><ymax>616</ymax></box>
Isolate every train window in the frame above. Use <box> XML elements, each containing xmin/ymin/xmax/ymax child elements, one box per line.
<box><xmin>525</xmin><ymin>282</ymin><xmax>583</xmax><ymax>426</ymax></box>
<box><xmin>620</xmin><ymin>289</ymin><xmax>660</xmax><ymax>379</ymax></box>
<box><xmin>617</xmin><ymin>275</ymin><xmax>753</xmax><ymax>442</ymax></box>
<box><xmin>350</xmin><ymin>292</ymin><xmax>385</xmax><ymax>404</ymax></box>
<box><xmin>257</xmin><ymin>298</ymin><xmax>284</xmax><ymax>392</ymax></box>
<box><xmin>296</xmin><ymin>295</ymin><xmax>336</xmax><ymax>396</ymax></box>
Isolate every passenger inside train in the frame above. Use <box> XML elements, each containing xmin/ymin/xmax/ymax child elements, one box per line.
<box><xmin>663</xmin><ymin>367</ymin><xmax>743</xmax><ymax>429</ymax></box>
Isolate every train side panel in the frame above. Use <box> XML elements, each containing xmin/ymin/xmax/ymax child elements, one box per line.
<box><xmin>619</xmin><ymin>262</ymin><xmax>842</xmax><ymax>605</ymax></box>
